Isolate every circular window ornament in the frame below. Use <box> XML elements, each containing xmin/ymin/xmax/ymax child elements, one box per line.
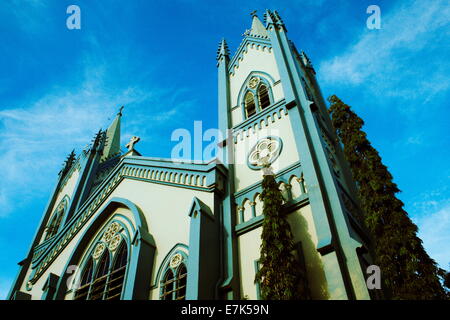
<box><xmin>247</xmin><ymin>136</ymin><xmax>283</xmax><ymax>170</ymax></box>
<box><xmin>93</xmin><ymin>243</ymin><xmax>106</xmax><ymax>259</ymax></box>
<box><xmin>103</xmin><ymin>222</ymin><xmax>120</xmax><ymax>242</ymax></box>
<box><xmin>248</xmin><ymin>77</ymin><xmax>260</xmax><ymax>89</ymax></box>
<box><xmin>109</xmin><ymin>234</ymin><xmax>122</xmax><ymax>251</ymax></box>
<box><xmin>169</xmin><ymin>253</ymin><xmax>183</xmax><ymax>269</ymax></box>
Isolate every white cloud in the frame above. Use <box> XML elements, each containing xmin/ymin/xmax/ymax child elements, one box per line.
<box><xmin>0</xmin><ymin>77</ymin><xmax>140</xmax><ymax>216</ymax></box>
<box><xmin>412</xmin><ymin>201</ymin><xmax>450</xmax><ymax>269</ymax></box>
<box><xmin>0</xmin><ymin>51</ymin><xmax>193</xmax><ymax>217</ymax></box>
<box><xmin>318</xmin><ymin>0</ymin><xmax>450</xmax><ymax>102</ymax></box>
<box><xmin>406</xmin><ymin>135</ymin><xmax>423</xmax><ymax>145</ymax></box>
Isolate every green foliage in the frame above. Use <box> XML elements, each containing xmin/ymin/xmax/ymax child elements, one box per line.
<box><xmin>444</xmin><ymin>272</ymin><xmax>450</xmax><ymax>290</ymax></box>
<box><xmin>254</xmin><ymin>171</ymin><xmax>310</xmax><ymax>300</ymax></box>
<box><xmin>328</xmin><ymin>95</ymin><xmax>447</xmax><ymax>300</ymax></box>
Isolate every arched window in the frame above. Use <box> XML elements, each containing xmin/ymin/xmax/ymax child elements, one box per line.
<box><xmin>258</xmin><ymin>84</ymin><xmax>271</xmax><ymax>109</ymax></box>
<box><xmin>242</xmin><ymin>76</ymin><xmax>273</xmax><ymax>120</ymax></box>
<box><xmin>74</xmin><ymin>258</ymin><xmax>93</xmax><ymax>300</ymax></box>
<box><xmin>176</xmin><ymin>264</ymin><xmax>187</xmax><ymax>300</ymax></box>
<box><xmin>160</xmin><ymin>261</ymin><xmax>187</xmax><ymax>300</ymax></box>
<box><xmin>245</xmin><ymin>92</ymin><xmax>256</xmax><ymax>118</ymax></box>
<box><xmin>45</xmin><ymin>204</ymin><xmax>65</xmax><ymax>240</ymax></box>
<box><xmin>161</xmin><ymin>269</ymin><xmax>175</xmax><ymax>300</ymax></box>
<box><xmin>90</xmin><ymin>250</ymin><xmax>110</xmax><ymax>300</ymax></box>
<box><xmin>74</xmin><ymin>222</ymin><xmax>129</xmax><ymax>300</ymax></box>
<box><xmin>107</xmin><ymin>243</ymin><xmax>128</xmax><ymax>300</ymax></box>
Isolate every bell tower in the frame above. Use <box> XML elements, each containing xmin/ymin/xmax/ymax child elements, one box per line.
<box><xmin>217</xmin><ymin>10</ymin><xmax>373</xmax><ymax>300</ymax></box>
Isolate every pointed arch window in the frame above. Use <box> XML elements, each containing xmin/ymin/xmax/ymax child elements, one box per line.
<box><xmin>74</xmin><ymin>221</ymin><xmax>129</xmax><ymax>300</ymax></box>
<box><xmin>90</xmin><ymin>250</ymin><xmax>110</xmax><ymax>300</ymax></box>
<box><xmin>242</xmin><ymin>76</ymin><xmax>273</xmax><ymax>120</ymax></box>
<box><xmin>73</xmin><ymin>258</ymin><xmax>93</xmax><ymax>300</ymax></box>
<box><xmin>160</xmin><ymin>263</ymin><xmax>187</xmax><ymax>300</ymax></box>
<box><xmin>161</xmin><ymin>269</ymin><xmax>175</xmax><ymax>300</ymax></box>
<box><xmin>107</xmin><ymin>243</ymin><xmax>128</xmax><ymax>300</ymax></box>
<box><xmin>245</xmin><ymin>92</ymin><xmax>257</xmax><ymax>118</ymax></box>
<box><xmin>160</xmin><ymin>252</ymin><xmax>188</xmax><ymax>300</ymax></box>
<box><xmin>258</xmin><ymin>84</ymin><xmax>270</xmax><ymax>110</ymax></box>
<box><xmin>45</xmin><ymin>201</ymin><xmax>66</xmax><ymax>240</ymax></box>
<box><xmin>175</xmin><ymin>264</ymin><xmax>187</xmax><ymax>300</ymax></box>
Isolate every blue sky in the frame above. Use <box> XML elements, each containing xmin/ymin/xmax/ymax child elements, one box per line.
<box><xmin>0</xmin><ymin>0</ymin><xmax>449</xmax><ymax>298</ymax></box>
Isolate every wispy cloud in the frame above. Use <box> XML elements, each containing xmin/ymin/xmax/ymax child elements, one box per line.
<box><xmin>3</xmin><ymin>0</ymin><xmax>51</xmax><ymax>35</ymax></box>
<box><xmin>0</xmin><ymin>76</ymin><xmax>138</xmax><ymax>216</ymax></box>
<box><xmin>411</xmin><ymin>200</ymin><xmax>450</xmax><ymax>269</ymax></box>
<box><xmin>318</xmin><ymin>0</ymin><xmax>450</xmax><ymax>104</ymax></box>
<box><xmin>0</xmin><ymin>50</ymin><xmax>193</xmax><ymax>217</ymax></box>
<box><xmin>409</xmin><ymin>185</ymin><xmax>450</xmax><ymax>269</ymax></box>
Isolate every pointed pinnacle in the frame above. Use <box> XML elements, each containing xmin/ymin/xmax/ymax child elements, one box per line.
<box><xmin>265</xmin><ymin>9</ymin><xmax>275</xmax><ymax>26</ymax></box>
<box><xmin>216</xmin><ymin>38</ymin><xmax>230</xmax><ymax>60</ymax></box>
<box><xmin>273</xmin><ymin>10</ymin><xmax>284</xmax><ymax>24</ymax></box>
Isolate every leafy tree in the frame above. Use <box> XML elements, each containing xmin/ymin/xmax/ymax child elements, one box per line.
<box><xmin>444</xmin><ymin>272</ymin><xmax>450</xmax><ymax>291</ymax></box>
<box><xmin>439</xmin><ymin>267</ymin><xmax>450</xmax><ymax>296</ymax></box>
<box><xmin>328</xmin><ymin>95</ymin><xmax>447</xmax><ymax>299</ymax></box>
<box><xmin>255</xmin><ymin>167</ymin><xmax>309</xmax><ymax>300</ymax></box>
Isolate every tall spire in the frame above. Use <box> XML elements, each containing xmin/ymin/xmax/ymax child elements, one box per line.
<box><xmin>248</xmin><ymin>11</ymin><xmax>268</xmax><ymax>38</ymax></box>
<box><xmin>101</xmin><ymin>107</ymin><xmax>122</xmax><ymax>161</ymax></box>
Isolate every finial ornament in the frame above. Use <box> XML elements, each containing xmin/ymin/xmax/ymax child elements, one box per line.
<box><xmin>126</xmin><ymin>136</ymin><xmax>140</xmax><ymax>151</ymax></box>
<box><xmin>250</xmin><ymin>10</ymin><xmax>257</xmax><ymax>17</ymax></box>
<box><xmin>118</xmin><ymin>106</ymin><xmax>124</xmax><ymax>116</ymax></box>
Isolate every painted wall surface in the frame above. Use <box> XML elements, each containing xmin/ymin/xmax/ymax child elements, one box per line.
<box><xmin>229</xmin><ymin>45</ymin><xmax>283</xmax><ymax>127</ymax></box>
<box><xmin>238</xmin><ymin>205</ymin><xmax>330</xmax><ymax>300</ymax></box>
<box><xmin>233</xmin><ymin>114</ymin><xmax>300</xmax><ymax>192</ymax></box>
<box><xmin>286</xmin><ymin>205</ymin><xmax>330</xmax><ymax>300</ymax></box>
<box><xmin>19</xmin><ymin>177</ymin><xmax>215</xmax><ymax>300</ymax></box>
<box><xmin>53</xmin><ymin>168</ymin><xmax>80</xmax><ymax>212</ymax></box>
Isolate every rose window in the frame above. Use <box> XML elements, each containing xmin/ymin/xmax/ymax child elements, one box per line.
<box><xmin>247</xmin><ymin>137</ymin><xmax>283</xmax><ymax>170</ymax></box>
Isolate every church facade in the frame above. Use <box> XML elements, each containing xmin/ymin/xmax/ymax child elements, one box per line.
<box><xmin>8</xmin><ymin>10</ymin><xmax>373</xmax><ymax>300</ymax></box>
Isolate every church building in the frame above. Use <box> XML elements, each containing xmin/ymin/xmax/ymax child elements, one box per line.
<box><xmin>8</xmin><ymin>10</ymin><xmax>373</xmax><ymax>300</ymax></box>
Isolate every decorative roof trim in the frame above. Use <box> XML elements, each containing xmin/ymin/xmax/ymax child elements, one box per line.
<box><xmin>228</xmin><ymin>37</ymin><xmax>272</xmax><ymax>75</ymax></box>
<box><xmin>27</xmin><ymin>157</ymin><xmax>227</xmax><ymax>285</ymax></box>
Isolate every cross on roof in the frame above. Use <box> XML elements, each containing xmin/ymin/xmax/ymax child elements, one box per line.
<box><xmin>126</xmin><ymin>136</ymin><xmax>140</xmax><ymax>151</ymax></box>
<box><xmin>250</xmin><ymin>10</ymin><xmax>257</xmax><ymax>17</ymax></box>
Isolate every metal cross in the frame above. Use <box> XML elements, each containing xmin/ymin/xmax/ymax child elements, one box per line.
<box><xmin>250</xmin><ymin>10</ymin><xmax>257</xmax><ymax>17</ymax></box>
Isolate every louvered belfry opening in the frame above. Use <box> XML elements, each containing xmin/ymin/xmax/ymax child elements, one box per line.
<box><xmin>258</xmin><ymin>84</ymin><xmax>270</xmax><ymax>109</ymax></box>
<box><xmin>245</xmin><ymin>91</ymin><xmax>257</xmax><ymax>118</ymax></box>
